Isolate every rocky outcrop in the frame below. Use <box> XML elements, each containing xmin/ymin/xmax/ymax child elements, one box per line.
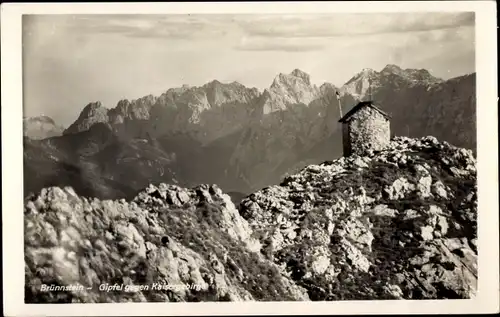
<box><xmin>341</xmin><ymin>65</ymin><xmax>444</xmax><ymax>100</ymax></box>
<box><xmin>24</xmin><ymin>184</ymin><xmax>309</xmax><ymax>303</ymax></box>
<box><xmin>239</xmin><ymin>136</ymin><xmax>477</xmax><ymax>300</ymax></box>
<box><xmin>23</xmin><ymin>116</ymin><xmax>64</xmax><ymax>140</ymax></box>
<box><xmin>64</xmin><ymin>102</ymin><xmax>110</xmax><ymax>135</ymax></box>
<box><xmin>149</xmin><ymin>80</ymin><xmax>262</xmax><ymax>144</ymax></box>
<box><xmin>25</xmin><ymin>136</ymin><xmax>477</xmax><ymax>302</ymax></box>
<box><xmin>258</xmin><ymin>69</ymin><xmax>321</xmax><ymax>115</ymax></box>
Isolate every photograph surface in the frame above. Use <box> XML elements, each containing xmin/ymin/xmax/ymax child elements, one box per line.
<box><xmin>2</xmin><ymin>3</ymin><xmax>497</xmax><ymax>314</ymax></box>
<box><xmin>22</xmin><ymin>11</ymin><xmax>479</xmax><ymax>303</ymax></box>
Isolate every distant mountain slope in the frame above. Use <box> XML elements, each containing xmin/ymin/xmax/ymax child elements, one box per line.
<box><xmin>381</xmin><ymin>73</ymin><xmax>476</xmax><ymax>150</ymax></box>
<box><xmin>24</xmin><ymin>124</ymin><xmax>178</xmax><ymax>200</ymax></box>
<box><xmin>23</xmin><ymin>116</ymin><xmax>64</xmax><ymax>140</ymax></box>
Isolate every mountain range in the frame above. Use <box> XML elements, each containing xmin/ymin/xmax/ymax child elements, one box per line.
<box><xmin>23</xmin><ymin>64</ymin><xmax>476</xmax><ymax>200</ymax></box>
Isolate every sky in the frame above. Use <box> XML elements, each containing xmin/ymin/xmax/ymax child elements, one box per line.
<box><xmin>23</xmin><ymin>12</ymin><xmax>475</xmax><ymax>126</ymax></box>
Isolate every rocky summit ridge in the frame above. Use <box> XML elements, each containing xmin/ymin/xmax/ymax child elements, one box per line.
<box><xmin>341</xmin><ymin>64</ymin><xmax>444</xmax><ymax>100</ymax></box>
<box><xmin>25</xmin><ymin>136</ymin><xmax>477</xmax><ymax>302</ymax></box>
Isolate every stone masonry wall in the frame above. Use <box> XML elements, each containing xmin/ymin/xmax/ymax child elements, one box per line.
<box><xmin>346</xmin><ymin>107</ymin><xmax>390</xmax><ymax>156</ymax></box>
<box><xmin>342</xmin><ymin>124</ymin><xmax>351</xmax><ymax>157</ymax></box>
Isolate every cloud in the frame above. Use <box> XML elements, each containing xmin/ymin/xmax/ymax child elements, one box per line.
<box><xmin>236</xmin><ymin>12</ymin><xmax>475</xmax><ymax>38</ymax></box>
<box><xmin>413</xmin><ymin>25</ymin><xmax>474</xmax><ymax>44</ymax></box>
<box><xmin>235</xmin><ymin>43</ymin><xmax>324</xmax><ymax>52</ymax></box>
<box><xmin>24</xmin><ymin>14</ymin><xmax>231</xmax><ymax>40</ymax></box>
<box><xmin>234</xmin><ymin>36</ymin><xmax>326</xmax><ymax>52</ymax></box>
<box><xmin>24</xmin><ymin>12</ymin><xmax>475</xmax><ymax>43</ymax></box>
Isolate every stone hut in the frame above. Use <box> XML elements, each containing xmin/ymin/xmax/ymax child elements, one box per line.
<box><xmin>338</xmin><ymin>101</ymin><xmax>391</xmax><ymax>156</ymax></box>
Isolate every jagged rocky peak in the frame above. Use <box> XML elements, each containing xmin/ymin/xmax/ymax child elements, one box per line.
<box><xmin>406</xmin><ymin>68</ymin><xmax>443</xmax><ymax>83</ymax></box>
<box><xmin>360</xmin><ymin>67</ymin><xmax>376</xmax><ymax>74</ymax></box>
<box><xmin>290</xmin><ymin>68</ymin><xmax>311</xmax><ymax>85</ymax></box>
<box><xmin>341</xmin><ymin>68</ymin><xmax>377</xmax><ymax>98</ymax></box>
<box><xmin>342</xmin><ymin>67</ymin><xmax>377</xmax><ymax>87</ymax></box>
<box><xmin>381</xmin><ymin>64</ymin><xmax>403</xmax><ymax>74</ymax></box>
<box><xmin>230</xmin><ymin>80</ymin><xmax>245</xmax><ymax>87</ymax></box>
<box><xmin>202</xmin><ymin>79</ymin><xmax>237</xmax><ymax>93</ymax></box>
<box><xmin>380</xmin><ymin>64</ymin><xmax>443</xmax><ymax>83</ymax></box>
<box><xmin>272</xmin><ymin>69</ymin><xmax>312</xmax><ymax>88</ymax></box>
<box><xmin>197</xmin><ymin>79</ymin><xmax>260</xmax><ymax>108</ymax></box>
<box><xmin>358</xmin><ymin>67</ymin><xmax>377</xmax><ymax>77</ymax></box>
<box><xmin>341</xmin><ymin>64</ymin><xmax>444</xmax><ymax>99</ymax></box>
<box><xmin>159</xmin><ymin>79</ymin><xmax>258</xmax><ymax>108</ymax></box>
<box><xmin>132</xmin><ymin>94</ymin><xmax>157</xmax><ymax>110</ymax></box>
<box><xmin>319</xmin><ymin>82</ymin><xmax>338</xmax><ymax>94</ymax></box>
<box><xmin>116</xmin><ymin>94</ymin><xmax>157</xmax><ymax>110</ymax></box>
<box><xmin>346</xmin><ymin>64</ymin><xmax>440</xmax><ymax>85</ymax></box>
<box><xmin>203</xmin><ymin>79</ymin><xmax>252</xmax><ymax>91</ymax></box>
<box><xmin>203</xmin><ymin>79</ymin><xmax>222</xmax><ymax>87</ymax></box>
<box><xmin>116</xmin><ymin>99</ymin><xmax>132</xmax><ymax>110</ymax></box>
<box><xmin>81</xmin><ymin>101</ymin><xmax>105</xmax><ymax>114</ymax></box>
<box><xmin>63</xmin><ymin>101</ymin><xmax>111</xmax><ymax>135</ymax></box>
<box><xmin>76</xmin><ymin>101</ymin><xmax>109</xmax><ymax>122</ymax></box>
<box><xmin>107</xmin><ymin>96</ymin><xmax>154</xmax><ymax>123</ymax></box>
<box><xmin>165</xmin><ymin>84</ymin><xmax>192</xmax><ymax>96</ymax></box>
<box><xmin>256</xmin><ymin>69</ymin><xmax>325</xmax><ymax>115</ymax></box>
